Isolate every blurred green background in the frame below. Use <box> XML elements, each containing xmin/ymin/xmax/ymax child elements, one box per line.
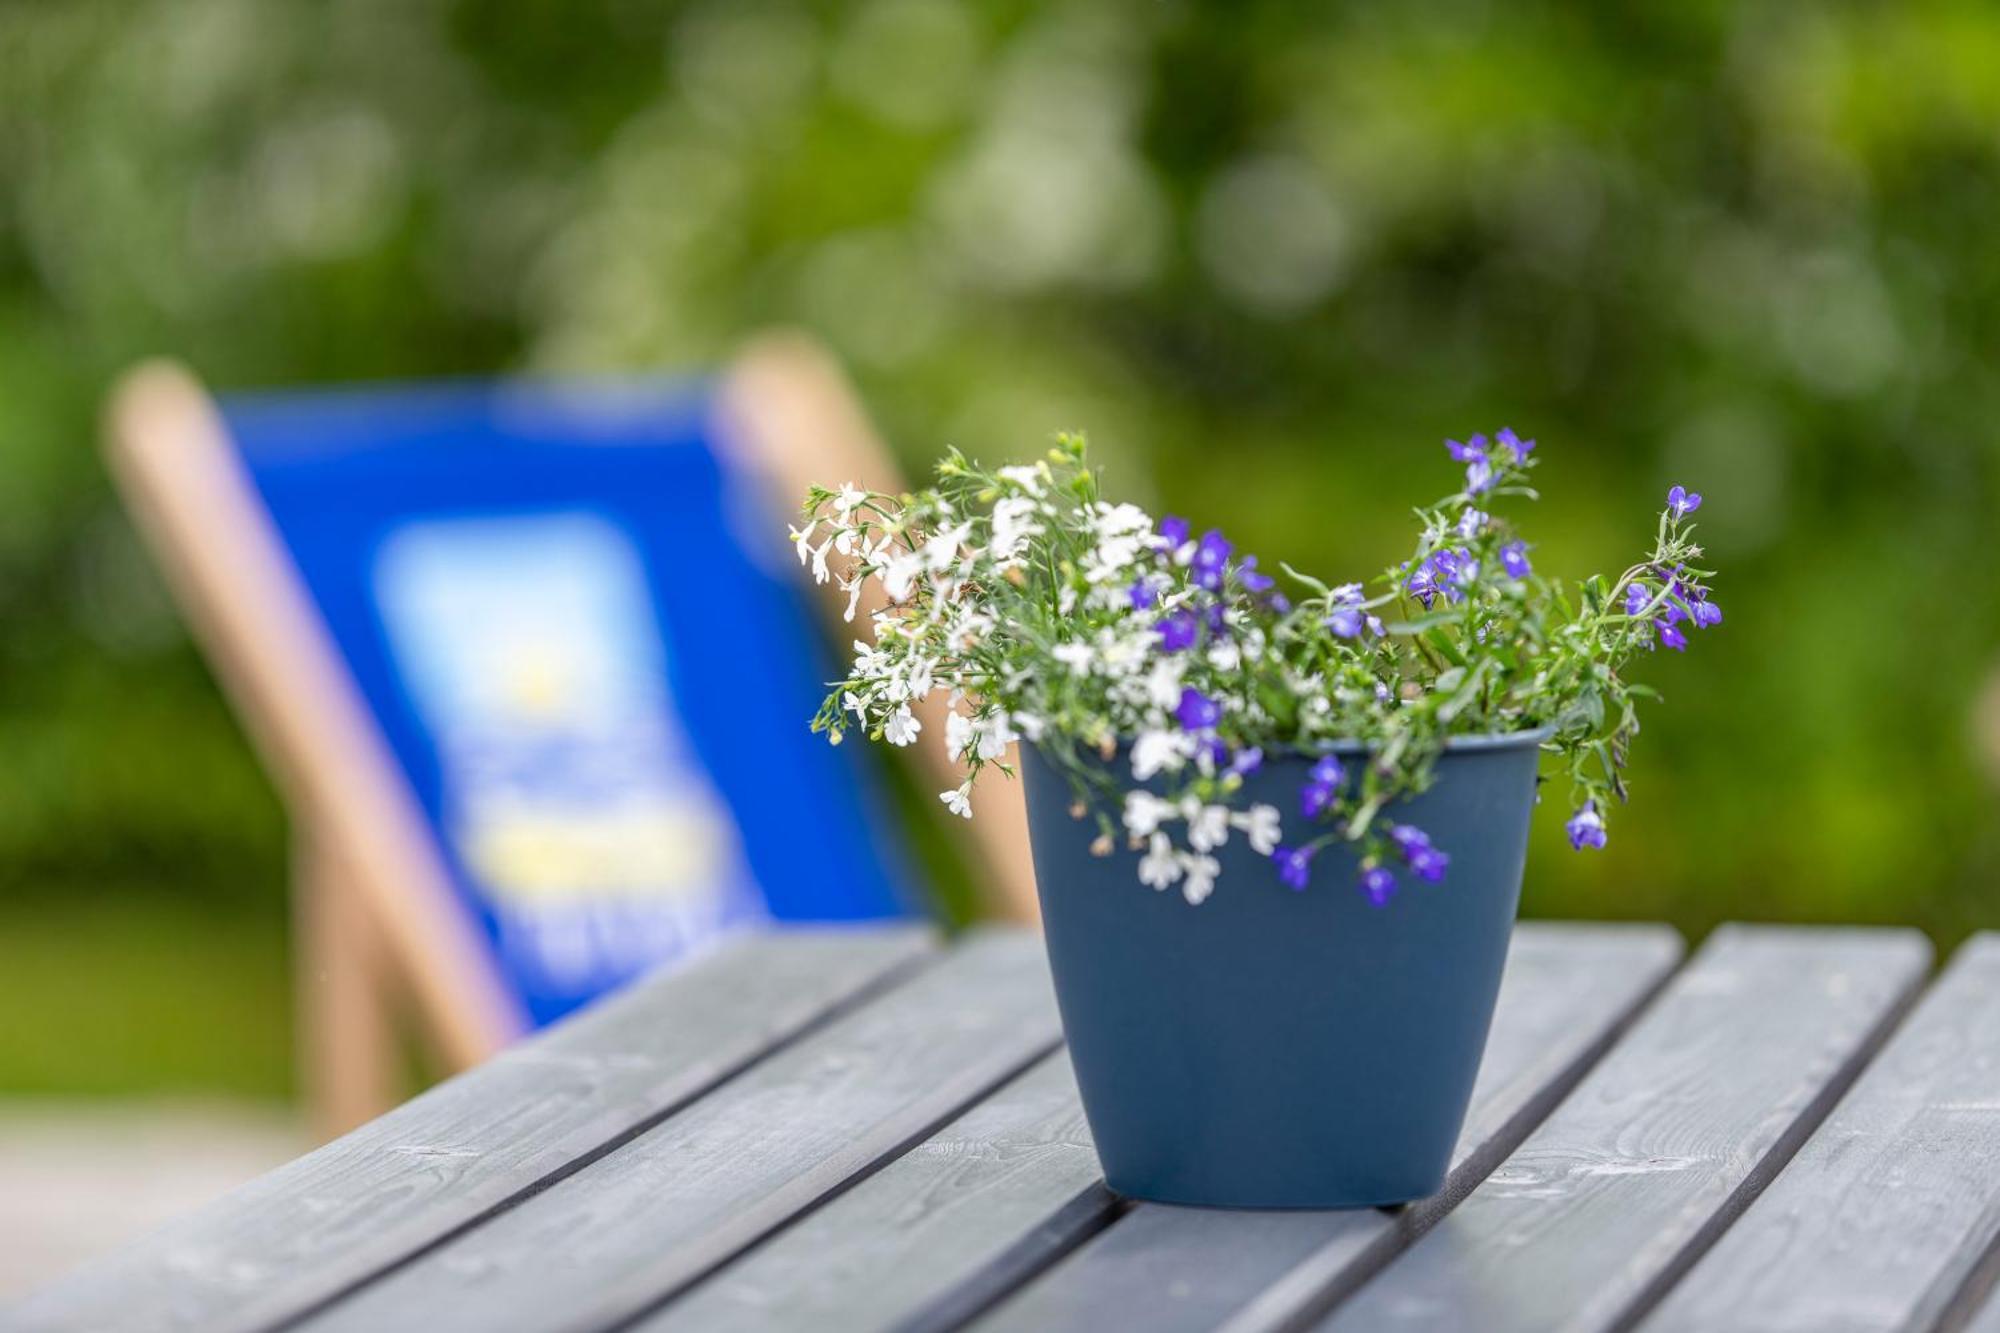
<box><xmin>2</xmin><ymin>0</ymin><xmax>1998</xmax><ymax>1100</ymax></box>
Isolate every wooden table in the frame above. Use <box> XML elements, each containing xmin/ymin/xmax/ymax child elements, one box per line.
<box><xmin>11</xmin><ymin>921</ymin><xmax>2000</xmax><ymax>1333</ymax></box>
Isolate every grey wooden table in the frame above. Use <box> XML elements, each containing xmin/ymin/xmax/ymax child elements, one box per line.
<box><xmin>11</xmin><ymin>920</ymin><xmax>2000</xmax><ymax>1333</ymax></box>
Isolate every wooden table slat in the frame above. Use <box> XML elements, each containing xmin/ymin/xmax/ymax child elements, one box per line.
<box><xmin>965</xmin><ymin>923</ymin><xmax>1684</xmax><ymax>1333</ymax></box>
<box><xmin>1645</xmin><ymin>931</ymin><xmax>2000</xmax><ymax>1333</ymax></box>
<box><xmin>636</xmin><ymin>1052</ymin><xmax>1105</xmax><ymax>1333</ymax></box>
<box><xmin>1311</xmin><ymin>925</ymin><xmax>1932</xmax><ymax>1333</ymax></box>
<box><xmin>298</xmin><ymin>929</ymin><xmax>1062</xmax><ymax>1333</ymax></box>
<box><xmin>3</xmin><ymin>925</ymin><xmax>936</xmax><ymax>1333</ymax></box>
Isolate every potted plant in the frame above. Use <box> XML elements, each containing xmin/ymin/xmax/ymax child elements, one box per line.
<box><xmin>792</xmin><ymin>432</ymin><xmax>1719</xmax><ymax>1208</ymax></box>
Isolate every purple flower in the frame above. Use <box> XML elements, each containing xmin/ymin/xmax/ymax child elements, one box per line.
<box><xmin>1301</xmin><ymin>754</ymin><xmax>1346</xmax><ymax>819</ymax></box>
<box><xmin>1176</xmin><ymin>686</ymin><xmax>1222</xmax><ymax>731</ymax></box>
<box><xmin>1408</xmin><ymin>551</ymin><xmax>1469</xmax><ymax>607</ymax></box>
<box><xmin>1406</xmin><ymin>568</ymin><xmax>1436</xmax><ymax>608</ymax></box>
<box><xmin>1496</xmin><ymin>427</ymin><xmax>1535</xmax><ymax>463</ymax></box>
<box><xmin>1500</xmin><ymin>540</ymin><xmax>1532</xmax><ymax>579</ymax></box>
<box><xmin>1659</xmin><ymin>622</ymin><xmax>1689</xmax><ymax>652</ymax></box>
<box><xmin>1274</xmin><ymin>845</ymin><xmax>1314</xmax><ymax>891</ymax></box>
<box><xmin>1623</xmin><ymin>582</ymin><xmax>1650</xmax><ymax>617</ymax></box>
<box><xmin>1667</xmin><ymin>485</ymin><xmax>1702</xmax><ymax>518</ymax></box>
<box><xmin>1386</xmin><ymin>823</ymin><xmax>1449</xmax><ymax>881</ymax></box>
<box><xmin>1566</xmin><ymin>803</ymin><xmax>1607</xmax><ymax>851</ymax></box>
<box><xmin>1157</xmin><ymin>609</ymin><xmax>1200</xmax><ymax>652</ymax></box>
<box><xmin>1410</xmin><ymin>549</ymin><xmax>1472</xmax><ymax>607</ymax></box>
<box><xmin>1359</xmin><ymin>865</ymin><xmax>1398</xmax><ymax>907</ymax></box>
<box><xmin>1388</xmin><ymin>823</ymin><xmax>1429</xmax><ymax>852</ymax></box>
<box><xmin>1237</xmin><ymin>555</ymin><xmax>1275</xmax><ymax>593</ymax></box>
<box><xmin>1204</xmin><ymin>603</ymin><xmax>1229</xmax><ymax>634</ymax></box>
<box><xmin>1230</xmin><ymin>746</ymin><xmax>1264</xmax><ymax>776</ymax></box>
<box><xmin>1409</xmin><ymin>845</ymin><xmax>1450</xmax><ymax>883</ymax></box>
<box><xmin>1158</xmin><ymin>515</ymin><xmax>1190</xmax><ymax>549</ymax></box>
<box><xmin>1127</xmin><ymin>575</ymin><xmax>1158</xmax><ymax>611</ymax></box>
<box><xmin>1301</xmin><ymin>780</ymin><xmax>1336</xmax><ymax>820</ymax></box>
<box><xmin>1327</xmin><ymin>606</ymin><xmax>1365</xmax><ymax>639</ymax></box>
<box><xmin>1465</xmin><ymin>456</ymin><xmax>1495</xmax><ymax>495</ymax></box>
<box><xmin>1690</xmin><ymin>597</ymin><xmax>1722</xmax><ymax>628</ymax></box>
<box><xmin>1445</xmin><ymin>436</ymin><xmax>1487</xmax><ymax>463</ymax></box>
<box><xmin>1191</xmin><ymin>529</ymin><xmax>1233</xmax><ymax>591</ymax></box>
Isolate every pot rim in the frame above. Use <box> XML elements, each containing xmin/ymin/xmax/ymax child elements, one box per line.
<box><xmin>1035</xmin><ymin>724</ymin><xmax>1556</xmax><ymax>761</ymax></box>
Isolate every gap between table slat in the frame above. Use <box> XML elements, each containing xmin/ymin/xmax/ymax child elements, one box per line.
<box><xmin>959</xmin><ymin>922</ymin><xmax>1685</xmax><ymax>1333</ymax></box>
<box><xmin>1643</xmin><ymin>931</ymin><xmax>2000</xmax><ymax>1333</ymax></box>
<box><xmin>1309</xmin><ymin>925</ymin><xmax>1932</xmax><ymax>1333</ymax></box>
<box><xmin>294</xmin><ymin>929</ymin><xmax>1063</xmax><ymax>1333</ymax></box>
<box><xmin>0</xmin><ymin>925</ymin><xmax>937</xmax><ymax>1333</ymax></box>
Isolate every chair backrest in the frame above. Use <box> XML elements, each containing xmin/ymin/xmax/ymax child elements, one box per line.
<box><xmin>109</xmin><ymin>360</ymin><xmax>929</xmax><ymax>1044</ymax></box>
<box><xmin>224</xmin><ymin>378</ymin><xmax>923</xmax><ymax>1028</ymax></box>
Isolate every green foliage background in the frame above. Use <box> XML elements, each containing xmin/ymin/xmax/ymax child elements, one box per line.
<box><xmin>2</xmin><ymin>0</ymin><xmax>1998</xmax><ymax>1095</ymax></box>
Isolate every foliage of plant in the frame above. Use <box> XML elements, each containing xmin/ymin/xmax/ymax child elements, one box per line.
<box><xmin>797</xmin><ymin>434</ymin><xmax>1719</xmax><ymax>904</ymax></box>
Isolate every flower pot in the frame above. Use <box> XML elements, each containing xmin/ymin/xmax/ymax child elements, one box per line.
<box><xmin>1019</xmin><ymin>732</ymin><xmax>1545</xmax><ymax>1209</ymax></box>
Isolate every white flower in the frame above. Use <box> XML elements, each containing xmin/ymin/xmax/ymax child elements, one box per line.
<box><xmin>1130</xmin><ymin>728</ymin><xmax>1186</xmax><ymax>781</ymax></box>
<box><xmin>975</xmin><ymin>711</ymin><xmax>1017</xmax><ymax>760</ymax></box>
<box><xmin>842</xmin><ymin>690</ymin><xmax>869</xmax><ymax>721</ymax></box>
<box><xmin>940</xmin><ymin>783</ymin><xmax>973</xmax><ymax>819</ymax></box>
<box><xmin>1057</xmin><ymin>584</ymin><xmax>1077</xmax><ymax>615</ymax></box>
<box><xmin>1179</xmin><ymin>853</ymin><xmax>1221</xmax><ymax>905</ymax></box>
<box><xmin>1231</xmin><ymin>803</ymin><xmax>1282</xmax><ymax>855</ymax></box>
<box><xmin>789</xmin><ymin>519</ymin><xmax>818</xmax><ymax>562</ymax></box>
<box><xmin>833</xmin><ymin>483</ymin><xmax>868</xmax><ymax>517</ymax></box>
<box><xmin>997</xmin><ymin>463</ymin><xmax>1046</xmax><ymax>495</ymax></box>
<box><xmin>809</xmin><ymin>538</ymin><xmax>833</xmax><ymax>585</ymax></box>
<box><xmin>880</xmin><ymin>550</ymin><xmax>924</xmax><ymax>602</ymax></box>
<box><xmin>842</xmin><ymin>577</ymin><xmax>865</xmax><ymax>622</ymax></box>
<box><xmin>1138</xmin><ymin>833</ymin><xmax>1181</xmax><ymax>890</ymax></box>
<box><xmin>1122</xmin><ymin>791</ymin><xmax>1175</xmax><ymax>838</ymax></box>
<box><xmin>1089</xmin><ymin>501</ymin><xmax>1152</xmax><ymax>540</ymax></box>
<box><xmin>1457</xmin><ymin>507</ymin><xmax>1488</xmax><ymax>540</ymax></box>
<box><xmin>884</xmin><ymin>705</ymin><xmax>921</xmax><ymax>746</ymax></box>
<box><xmin>1185</xmin><ymin>803</ymin><xmax>1230</xmax><ymax>853</ymax></box>
<box><xmin>1082</xmin><ymin>502</ymin><xmax>1154</xmax><ymax>583</ymax></box>
<box><xmin>921</xmin><ymin>523</ymin><xmax>971</xmax><ymax>574</ymax></box>
<box><xmin>1095</xmin><ymin>628</ymin><xmax>1151</xmax><ymax>678</ymax></box>
<box><xmin>1143</xmin><ymin>657</ymin><xmax>1184</xmax><ymax>710</ymax></box>
<box><xmin>991</xmin><ymin>497</ymin><xmax>1043</xmax><ymax>565</ymax></box>
<box><xmin>945</xmin><ymin>711</ymin><xmax>975</xmax><ymax>762</ymax></box>
<box><xmin>1206</xmin><ymin>639</ymin><xmax>1242</xmax><ymax>672</ymax></box>
<box><xmin>1052</xmin><ymin>640</ymin><xmax>1094</xmax><ymax>674</ymax></box>
<box><xmin>1012</xmin><ymin>712</ymin><xmax>1046</xmax><ymax>741</ymax></box>
<box><xmin>907</xmin><ymin>657</ymin><xmax>936</xmax><ymax>701</ymax></box>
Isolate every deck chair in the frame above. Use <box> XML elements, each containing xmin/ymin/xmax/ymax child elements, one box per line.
<box><xmin>105</xmin><ymin>333</ymin><xmax>1037</xmax><ymax>1134</ymax></box>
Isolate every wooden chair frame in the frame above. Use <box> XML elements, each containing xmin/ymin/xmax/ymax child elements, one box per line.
<box><xmin>104</xmin><ymin>333</ymin><xmax>1037</xmax><ymax>1136</ymax></box>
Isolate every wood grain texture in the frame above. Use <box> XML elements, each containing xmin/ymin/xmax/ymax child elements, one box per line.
<box><xmin>1644</xmin><ymin>933</ymin><xmax>2000</xmax><ymax>1333</ymax></box>
<box><xmin>299</xmin><ymin>930</ymin><xmax>1063</xmax><ymax>1333</ymax></box>
<box><xmin>969</xmin><ymin>923</ymin><xmax>1685</xmax><ymax>1333</ymax></box>
<box><xmin>633</xmin><ymin>1053</ymin><xmax>1107</xmax><ymax>1333</ymax></box>
<box><xmin>1313</xmin><ymin>926</ymin><xmax>1932</xmax><ymax>1333</ymax></box>
<box><xmin>1</xmin><ymin>927</ymin><xmax>934</xmax><ymax>1333</ymax></box>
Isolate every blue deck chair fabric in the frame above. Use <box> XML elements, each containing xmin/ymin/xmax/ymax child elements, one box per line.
<box><xmin>220</xmin><ymin>379</ymin><xmax>919</xmax><ymax>1028</ymax></box>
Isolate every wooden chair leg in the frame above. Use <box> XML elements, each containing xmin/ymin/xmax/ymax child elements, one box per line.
<box><xmin>294</xmin><ymin>836</ymin><xmax>400</xmax><ymax>1138</ymax></box>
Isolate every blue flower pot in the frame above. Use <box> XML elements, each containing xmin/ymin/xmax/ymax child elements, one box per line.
<box><xmin>1020</xmin><ymin>732</ymin><xmax>1546</xmax><ymax>1209</ymax></box>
